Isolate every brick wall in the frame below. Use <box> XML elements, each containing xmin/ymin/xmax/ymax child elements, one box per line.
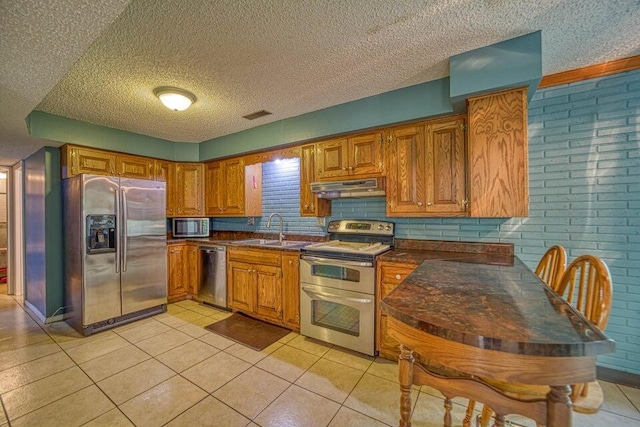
<box><xmin>211</xmin><ymin>68</ymin><xmax>640</xmax><ymax>374</ymax></box>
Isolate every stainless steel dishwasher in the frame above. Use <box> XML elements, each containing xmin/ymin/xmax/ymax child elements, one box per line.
<box><xmin>199</xmin><ymin>245</ymin><xmax>228</xmax><ymax>309</ymax></box>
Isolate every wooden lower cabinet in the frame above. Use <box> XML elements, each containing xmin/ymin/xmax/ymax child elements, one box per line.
<box><xmin>227</xmin><ymin>248</ymin><xmax>300</xmax><ymax>330</ymax></box>
<box><xmin>376</xmin><ymin>260</ymin><xmax>419</xmax><ymax>360</ymax></box>
<box><xmin>282</xmin><ymin>253</ymin><xmax>301</xmax><ymax>330</ymax></box>
<box><xmin>167</xmin><ymin>242</ymin><xmax>199</xmax><ymax>302</ymax></box>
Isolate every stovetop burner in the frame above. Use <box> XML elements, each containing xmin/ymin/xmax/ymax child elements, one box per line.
<box><xmin>302</xmin><ymin>220</ymin><xmax>394</xmax><ymax>260</ymax></box>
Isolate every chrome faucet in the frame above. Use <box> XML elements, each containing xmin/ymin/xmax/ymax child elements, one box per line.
<box><xmin>266</xmin><ymin>213</ymin><xmax>285</xmax><ymax>243</ymax></box>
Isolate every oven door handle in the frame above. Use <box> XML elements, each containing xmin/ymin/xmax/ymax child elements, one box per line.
<box><xmin>301</xmin><ymin>256</ymin><xmax>373</xmax><ymax>268</ymax></box>
<box><xmin>302</xmin><ymin>287</ymin><xmax>373</xmax><ymax>304</ymax></box>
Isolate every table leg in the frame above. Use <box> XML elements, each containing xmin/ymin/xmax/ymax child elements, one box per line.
<box><xmin>398</xmin><ymin>344</ymin><xmax>415</xmax><ymax>427</ymax></box>
<box><xmin>547</xmin><ymin>385</ymin><xmax>573</xmax><ymax>427</ymax></box>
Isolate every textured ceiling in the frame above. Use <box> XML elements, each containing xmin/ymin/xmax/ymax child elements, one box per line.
<box><xmin>2</xmin><ymin>0</ymin><xmax>640</xmax><ymax>164</ymax></box>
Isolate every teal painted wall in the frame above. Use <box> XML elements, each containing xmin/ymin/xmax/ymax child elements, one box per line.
<box><xmin>27</xmin><ymin>111</ymin><xmax>195</xmax><ymax>162</ymax></box>
<box><xmin>23</xmin><ymin>147</ymin><xmax>64</xmax><ymax>318</ymax></box>
<box><xmin>450</xmin><ymin>31</ymin><xmax>542</xmax><ymax>108</ymax></box>
<box><xmin>199</xmin><ymin>78</ymin><xmax>453</xmax><ymax>160</ymax></box>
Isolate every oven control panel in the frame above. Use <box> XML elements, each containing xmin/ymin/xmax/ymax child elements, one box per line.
<box><xmin>327</xmin><ymin>220</ymin><xmax>394</xmax><ymax>235</ymax></box>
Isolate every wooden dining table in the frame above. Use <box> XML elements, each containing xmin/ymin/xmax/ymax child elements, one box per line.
<box><xmin>381</xmin><ymin>255</ymin><xmax>615</xmax><ymax>427</ymax></box>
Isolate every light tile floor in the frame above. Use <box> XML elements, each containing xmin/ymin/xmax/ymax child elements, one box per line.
<box><xmin>1</xmin><ymin>293</ymin><xmax>639</xmax><ymax>427</ymax></box>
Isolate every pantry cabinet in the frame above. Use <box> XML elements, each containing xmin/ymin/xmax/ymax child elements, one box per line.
<box><xmin>386</xmin><ymin>115</ymin><xmax>467</xmax><ymax>216</ymax></box>
<box><xmin>315</xmin><ymin>131</ymin><xmax>384</xmax><ymax>180</ymax></box>
<box><xmin>299</xmin><ymin>144</ymin><xmax>331</xmax><ymax>217</ymax></box>
<box><xmin>467</xmin><ymin>87</ymin><xmax>529</xmax><ymax>217</ymax></box>
<box><xmin>376</xmin><ymin>260</ymin><xmax>419</xmax><ymax>360</ymax></box>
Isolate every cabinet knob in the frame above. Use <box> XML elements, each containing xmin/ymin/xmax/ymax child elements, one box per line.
<box><xmin>304</xmin><ymin>204</ymin><xmax>309</xmax><ymax>209</ymax></box>
<box><xmin>348</xmin><ymin>166</ymin><xmax>353</xmax><ymax>171</ymax></box>
<box><xmin>342</xmin><ymin>167</ymin><xmax>347</xmax><ymax>171</ymax></box>
<box><xmin>417</xmin><ymin>202</ymin><xmax>423</xmax><ymax>206</ymax></box>
<box><xmin>427</xmin><ymin>202</ymin><xmax>432</xmax><ymax>206</ymax></box>
<box><xmin>288</xmin><ymin>260</ymin><xmax>293</xmax><ymax>265</ymax></box>
<box><xmin>395</xmin><ymin>274</ymin><xmax>402</xmax><ymax>280</ymax></box>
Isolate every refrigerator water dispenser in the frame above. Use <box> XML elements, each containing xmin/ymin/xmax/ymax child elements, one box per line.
<box><xmin>86</xmin><ymin>214</ymin><xmax>116</xmax><ymax>254</ymax></box>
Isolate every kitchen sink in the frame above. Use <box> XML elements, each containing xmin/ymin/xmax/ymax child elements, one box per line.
<box><xmin>233</xmin><ymin>239</ymin><xmax>311</xmax><ymax>248</ymax></box>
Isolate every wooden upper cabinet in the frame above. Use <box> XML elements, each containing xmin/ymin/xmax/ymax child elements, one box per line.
<box><xmin>386</xmin><ymin>125</ymin><xmax>426</xmax><ymax>215</ymax></box>
<box><xmin>61</xmin><ymin>145</ymin><xmax>115</xmax><ymax>178</ymax></box>
<box><xmin>316</xmin><ymin>131</ymin><xmax>383</xmax><ymax>180</ymax></box>
<box><xmin>467</xmin><ymin>87</ymin><xmax>529</xmax><ymax>217</ymax></box>
<box><xmin>386</xmin><ymin>116</ymin><xmax>466</xmax><ymax>217</ymax></box>
<box><xmin>224</xmin><ymin>158</ymin><xmax>246</xmax><ymax>216</ymax></box>
<box><xmin>425</xmin><ymin>116</ymin><xmax>467</xmax><ymax>215</ymax></box>
<box><xmin>205</xmin><ymin>158</ymin><xmax>261</xmax><ymax>217</ymax></box>
<box><xmin>115</xmin><ymin>154</ymin><xmax>154</xmax><ymax>180</ymax></box>
<box><xmin>300</xmin><ymin>144</ymin><xmax>331</xmax><ymax>217</ymax></box>
<box><xmin>205</xmin><ymin>161</ymin><xmax>224</xmax><ymax>215</ymax></box>
<box><xmin>156</xmin><ymin>161</ymin><xmax>177</xmax><ymax>216</ymax></box>
<box><xmin>175</xmin><ymin>163</ymin><xmax>204</xmax><ymax>217</ymax></box>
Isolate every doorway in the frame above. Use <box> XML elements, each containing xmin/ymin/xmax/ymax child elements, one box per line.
<box><xmin>0</xmin><ymin>168</ymin><xmax>7</xmax><ymax>294</ymax></box>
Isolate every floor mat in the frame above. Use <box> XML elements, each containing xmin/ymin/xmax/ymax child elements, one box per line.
<box><xmin>204</xmin><ymin>312</ymin><xmax>290</xmax><ymax>351</ymax></box>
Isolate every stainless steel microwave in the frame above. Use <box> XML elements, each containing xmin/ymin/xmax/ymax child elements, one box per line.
<box><xmin>172</xmin><ymin>218</ymin><xmax>210</xmax><ymax>238</ymax></box>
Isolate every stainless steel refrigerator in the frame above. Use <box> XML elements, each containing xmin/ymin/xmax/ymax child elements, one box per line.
<box><xmin>63</xmin><ymin>174</ymin><xmax>167</xmax><ymax>335</ymax></box>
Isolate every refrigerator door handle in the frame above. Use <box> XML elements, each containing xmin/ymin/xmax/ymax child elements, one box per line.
<box><xmin>115</xmin><ymin>188</ymin><xmax>121</xmax><ymax>274</ymax></box>
<box><xmin>121</xmin><ymin>187</ymin><xmax>128</xmax><ymax>272</ymax></box>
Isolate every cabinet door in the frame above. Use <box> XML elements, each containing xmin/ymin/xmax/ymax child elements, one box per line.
<box><xmin>348</xmin><ymin>132</ymin><xmax>383</xmax><ymax>177</ymax></box>
<box><xmin>116</xmin><ymin>154</ymin><xmax>154</xmax><ymax>180</ymax></box>
<box><xmin>68</xmin><ymin>147</ymin><xmax>116</xmax><ymax>177</ymax></box>
<box><xmin>186</xmin><ymin>244</ymin><xmax>199</xmax><ymax>295</ymax></box>
<box><xmin>376</xmin><ymin>262</ymin><xmax>418</xmax><ymax>359</ymax></box>
<box><xmin>228</xmin><ymin>260</ymin><xmax>255</xmax><ymax>312</ymax></box>
<box><xmin>467</xmin><ymin>87</ymin><xmax>529</xmax><ymax>217</ymax></box>
<box><xmin>316</xmin><ymin>138</ymin><xmax>349</xmax><ymax>179</ymax></box>
<box><xmin>223</xmin><ymin>158</ymin><xmax>246</xmax><ymax>215</ymax></box>
<box><xmin>167</xmin><ymin>244</ymin><xmax>187</xmax><ymax>298</ymax></box>
<box><xmin>282</xmin><ymin>253</ymin><xmax>300</xmax><ymax>330</ymax></box>
<box><xmin>205</xmin><ymin>161</ymin><xmax>225</xmax><ymax>216</ymax></box>
<box><xmin>386</xmin><ymin>125</ymin><xmax>427</xmax><ymax>215</ymax></box>
<box><xmin>175</xmin><ymin>163</ymin><xmax>204</xmax><ymax>216</ymax></box>
<box><xmin>300</xmin><ymin>144</ymin><xmax>331</xmax><ymax>217</ymax></box>
<box><xmin>425</xmin><ymin>117</ymin><xmax>467</xmax><ymax>214</ymax></box>
<box><xmin>156</xmin><ymin>161</ymin><xmax>177</xmax><ymax>217</ymax></box>
<box><xmin>255</xmin><ymin>264</ymin><xmax>282</xmax><ymax>322</ymax></box>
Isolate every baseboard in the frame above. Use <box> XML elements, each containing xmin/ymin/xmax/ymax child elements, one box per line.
<box><xmin>24</xmin><ymin>300</ymin><xmax>46</xmax><ymax>324</ymax></box>
<box><xmin>597</xmin><ymin>366</ymin><xmax>640</xmax><ymax>388</ymax></box>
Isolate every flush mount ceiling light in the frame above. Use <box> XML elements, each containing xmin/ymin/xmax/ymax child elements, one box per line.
<box><xmin>153</xmin><ymin>86</ymin><xmax>196</xmax><ymax>111</ymax></box>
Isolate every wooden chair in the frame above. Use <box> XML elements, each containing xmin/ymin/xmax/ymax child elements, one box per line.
<box><xmin>535</xmin><ymin>245</ymin><xmax>567</xmax><ymax>291</ymax></box>
<box><xmin>465</xmin><ymin>254</ymin><xmax>613</xmax><ymax>426</ymax></box>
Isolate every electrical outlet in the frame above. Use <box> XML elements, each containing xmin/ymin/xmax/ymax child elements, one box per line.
<box><xmin>316</xmin><ymin>217</ymin><xmax>326</xmax><ymax>227</ymax></box>
<box><xmin>247</xmin><ymin>217</ymin><xmax>255</xmax><ymax>225</ymax></box>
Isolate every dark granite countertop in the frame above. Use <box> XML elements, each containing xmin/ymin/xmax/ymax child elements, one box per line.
<box><xmin>381</xmin><ymin>257</ymin><xmax>615</xmax><ymax>358</ymax></box>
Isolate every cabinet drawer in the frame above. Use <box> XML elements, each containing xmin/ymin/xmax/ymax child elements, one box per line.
<box><xmin>379</xmin><ymin>264</ymin><xmax>418</xmax><ymax>286</ymax></box>
<box><xmin>228</xmin><ymin>248</ymin><xmax>282</xmax><ymax>266</ymax></box>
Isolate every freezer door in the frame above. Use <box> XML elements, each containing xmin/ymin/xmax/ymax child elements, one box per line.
<box><xmin>82</xmin><ymin>175</ymin><xmax>122</xmax><ymax>324</ymax></box>
<box><xmin>119</xmin><ymin>178</ymin><xmax>167</xmax><ymax>314</ymax></box>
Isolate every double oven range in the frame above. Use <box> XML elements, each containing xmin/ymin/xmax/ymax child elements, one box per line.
<box><xmin>300</xmin><ymin>220</ymin><xmax>394</xmax><ymax>356</ymax></box>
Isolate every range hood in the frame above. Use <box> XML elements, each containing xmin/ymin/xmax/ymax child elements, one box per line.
<box><xmin>310</xmin><ymin>178</ymin><xmax>385</xmax><ymax>199</ymax></box>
